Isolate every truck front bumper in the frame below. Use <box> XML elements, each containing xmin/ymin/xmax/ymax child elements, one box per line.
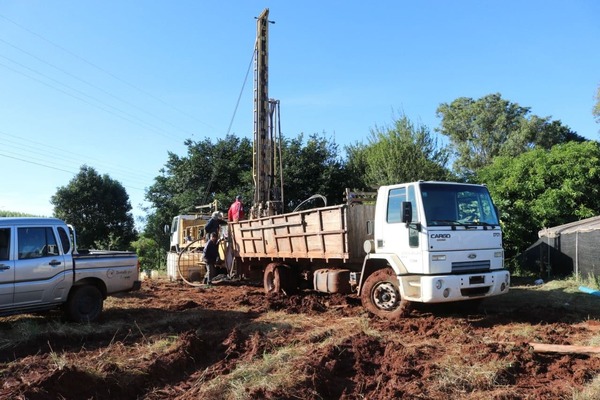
<box><xmin>399</xmin><ymin>270</ymin><xmax>510</xmax><ymax>303</ymax></box>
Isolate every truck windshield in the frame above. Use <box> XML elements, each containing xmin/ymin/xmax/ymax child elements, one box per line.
<box><xmin>420</xmin><ymin>183</ymin><xmax>499</xmax><ymax>227</ymax></box>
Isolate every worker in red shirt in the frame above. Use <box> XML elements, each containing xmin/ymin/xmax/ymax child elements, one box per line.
<box><xmin>228</xmin><ymin>195</ymin><xmax>245</xmax><ymax>222</ymax></box>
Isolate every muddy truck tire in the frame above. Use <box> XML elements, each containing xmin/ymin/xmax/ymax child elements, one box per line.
<box><xmin>264</xmin><ymin>263</ymin><xmax>296</xmax><ymax>295</ymax></box>
<box><xmin>361</xmin><ymin>268</ymin><xmax>411</xmax><ymax>319</ymax></box>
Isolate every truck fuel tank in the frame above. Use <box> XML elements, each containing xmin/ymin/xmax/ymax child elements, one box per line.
<box><xmin>313</xmin><ymin>269</ymin><xmax>352</xmax><ymax>294</ymax></box>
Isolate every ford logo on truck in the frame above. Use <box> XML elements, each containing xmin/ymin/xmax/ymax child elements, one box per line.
<box><xmin>431</xmin><ymin>234</ymin><xmax>451</xmax><ymax>239</ymax></box>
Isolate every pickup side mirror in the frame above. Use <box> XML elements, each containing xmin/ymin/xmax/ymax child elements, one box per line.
<box><xmin>401</xmin><ymin>201</ymin><xmax>412</xmax><ymax>224</ymax></box>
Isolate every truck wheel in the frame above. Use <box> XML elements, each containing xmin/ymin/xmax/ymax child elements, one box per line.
<box><xmin>264</xmin><ymin>263</ymin><xmax>296</xmax><ymax>295</ymax></box>
<box><xmin>65</xmin><ymin>285</ymin><xmax>104</xmax><ymax>322</ymax></box>
<box><xmin>361</xmin><ymin>268</ymin><xmax>411</xmax><ymax>319</ymax></box>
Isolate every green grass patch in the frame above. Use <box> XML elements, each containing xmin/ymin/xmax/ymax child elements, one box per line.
<box><xmin>200</xmin><ymin>344</ymin><xmax>311</xmax><ymax>400</ymax></box>
<box><xmin>573</xmin><ymin>374</ymin><xmax>600</xmax><ymax>400</ymax></box>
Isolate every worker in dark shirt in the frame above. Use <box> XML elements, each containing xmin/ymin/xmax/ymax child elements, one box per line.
<box><xmin>202</xmin><ymin>232</ymin><xmax>219</xmax><ymax>285</ymax></box>
<box><xmin>204</xmin><ymin>211</ymin><xmax>226</xmax><ymax>241</ymax></box>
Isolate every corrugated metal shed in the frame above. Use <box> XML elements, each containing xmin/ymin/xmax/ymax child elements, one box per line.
<box><xmin>539</xmin><ymin>216</ymin><xmax>600</xmax><ymax>238</ymax></box>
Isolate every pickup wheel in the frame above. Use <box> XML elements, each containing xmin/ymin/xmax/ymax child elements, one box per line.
<box><xmin>361</xmin><ymin>268</ymin><xmax>411</xmax><ymax>319</ymax></box>
<box><xmin>65</xmin><ymin>285</ymin><xmax>104</xmax><ymax>322</ymax></box>
<box><xmin>264</xmin><ymin>263</ymin><xmax>296</xmax><ymax>295</ymax></box>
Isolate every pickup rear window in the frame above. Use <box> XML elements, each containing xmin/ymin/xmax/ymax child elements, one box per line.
<box><xmin>57</xmin><ymin>226</ymin><xmax>71</xmax><ymax>254</ymax></box>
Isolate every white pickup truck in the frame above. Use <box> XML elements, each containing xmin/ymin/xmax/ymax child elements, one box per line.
<box><xmin>0</xmin><ymin>217</ymin><xmax>141</xmax><ymax>322</ymax></box>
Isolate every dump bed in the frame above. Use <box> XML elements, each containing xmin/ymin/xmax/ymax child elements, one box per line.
<box><xmin>230</xmin><ymin>203</ymin><xmax>374</xmax><ymax>264</ymax></box>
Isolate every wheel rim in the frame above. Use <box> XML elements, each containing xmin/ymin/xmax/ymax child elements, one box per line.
<box><xmin>372</xmin><ymin>282</ymin><xmax>400</xmax><ymax>311</ymax></box>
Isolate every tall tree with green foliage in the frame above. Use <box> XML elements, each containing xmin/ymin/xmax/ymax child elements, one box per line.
<box><xmin>143</xmin><ymin>134</ymin><xmax>253</xmax><ymax>250</ymax></box>
<box><xmin>344</xmin><ymin>142</ymin><xmax>370</xmax><ymax>190</ymax></box>
<box><xmin>146</xmin><ymin>134</ymin><xmax>253</xmax><ymax>216</ymax></box>
<box><xmin>347</xmin><ymin>113</ymin><xmax>452</xmax><ymax>188</ymax></box>
<box><xmin>51</xmin><ymin>165</ymin><xmax>137</xmax><ymax>250</ymax></box>
<box><xmin>437</xmin><ymin>93</ymin><xmax>585</xmax><ymax>179</ymax></box>
<box><xmin>281</xmin><ymin>133</ymin><xmax>351</xmax><ymax>210</ymax></box>
<box><xmin>477</xmin><ymin>141</ymin><xmax>600</xmax><ymax>265</ymax></box>
<box><xmin>143</xmin><ymin>132</ymin><xmax>352</xmax><ymax>249</ymax></box>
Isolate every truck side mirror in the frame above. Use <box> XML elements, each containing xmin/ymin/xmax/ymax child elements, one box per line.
<box><xmin>401</xmin><ymin>201</ymin><xmax>412</xmax><ymax>224</ymax></box>
<box><xmin>163</xmin><ymin>225</ymin><xmax>170</xmax><ymax>234</ymax></box>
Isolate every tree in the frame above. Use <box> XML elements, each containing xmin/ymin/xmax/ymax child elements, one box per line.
<box><xmin>477</xmin><ymin>141</ymin><xmax>600</xmax><ymax>266</ymax></box>
<box><xmin>281</xmin><ymin>133</ymin><xmax>352</xmax><ymax>210</ymax></box>
<box><xmin>347</xmin><ymin>113</ymin><xmax>452</xmax><ymax>188</ymax></box>
<box><xmin>344</xmin><ymin>142</ymin><xmax>369</xmax><ymax>190</ymax></box>
<box><xmin>51</xmin><ymin>165</ymin><xmax>137</xmax><ymax>250</ymax></box>
<box><xmin>143</xmin><ymin>132</ymin><xmax>351</xmax><ymax>248</ymax></box>
<box><xmin>0</xmin><ymin>211</ymin><xmax>37</xmax><ymax>217</ymax></box>
<box><xmin>145</xmin><ymin>134</ymin><xmax>253</xmax><ymax>216</ymax></box>
<box><xmin>143</xmin><ymin>134</ymin><xmax>253</xmax><ymax>250</ymax></box>
<box><xmin>130</xmin><ymin>236</ymin><xmax>164</xmax><ymax>271</ymax></box>
<box><xmin>436</xmin><ymin>93</ymin><xmax>584</xmax><ymax>178</ymax></box>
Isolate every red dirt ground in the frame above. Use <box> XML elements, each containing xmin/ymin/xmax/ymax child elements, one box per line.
<box><xmin>2</xmin><ymin>278</ymin><xmax>600</xmax><ymax>399</ymax></box>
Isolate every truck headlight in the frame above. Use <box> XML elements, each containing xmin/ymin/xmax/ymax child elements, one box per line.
<box><xmin>494</xmin><ymin>251</ymin><xmax>503</xmax><ymax>258</ymax></box>
<box><xmin>432</xmin><ymin>254</ymin><xmax>446</xmax><ymax>261</ymax></box>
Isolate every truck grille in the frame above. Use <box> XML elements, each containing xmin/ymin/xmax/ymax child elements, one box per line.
<box><xmin>452</xmin><ymin>260</ymin><xmax>490</xmax><ymax>274</ymax></box>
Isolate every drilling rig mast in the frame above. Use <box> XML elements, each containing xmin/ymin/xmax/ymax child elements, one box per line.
<box><xmin>251</xmin><ymin>8</ymin><xmax>284</xmax><ymax>219</ymax></box>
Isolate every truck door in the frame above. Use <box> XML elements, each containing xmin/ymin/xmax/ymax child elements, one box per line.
<box><xmin>0</xmin><ymin>227</ymin><xmax>15</xmax><ymax>309</ymax></box>
<box><xmin>13</xmin><ymin>226</ymin><xmax>66</xmax><ymax>306</ymax></box>
<box><xmin>378</xmin><ymin>185</ymin><xmax>422</xmax><ymax>273</ymax></box>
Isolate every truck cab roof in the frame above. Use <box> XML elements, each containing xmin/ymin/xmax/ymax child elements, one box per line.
<box><xmin>0</xmin><ymin>217</ymin><xmax>66</xmax><ymax>226</ymax></box>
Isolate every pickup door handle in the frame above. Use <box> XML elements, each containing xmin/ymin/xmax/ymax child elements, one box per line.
<box><xmin>0</xmin><ymin>264</ymin><xmax>10</xmax><ymax>270</ymax></box>
<box><xmin>49</xmin><ymin>260</ymin><xmax>62</xmax><ymax>266</ymax></box>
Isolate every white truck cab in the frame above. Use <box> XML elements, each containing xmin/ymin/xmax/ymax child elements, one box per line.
<box><xmin>361</xmin><ymin>181</ymin><xmax>509</xmax><ymax>314</ymax></box>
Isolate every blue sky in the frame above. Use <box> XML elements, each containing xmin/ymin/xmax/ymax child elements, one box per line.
<box><xmin>0</xmin><ymin>1</ymin><xmax>598</xmax><ymax>226</ymax></box>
